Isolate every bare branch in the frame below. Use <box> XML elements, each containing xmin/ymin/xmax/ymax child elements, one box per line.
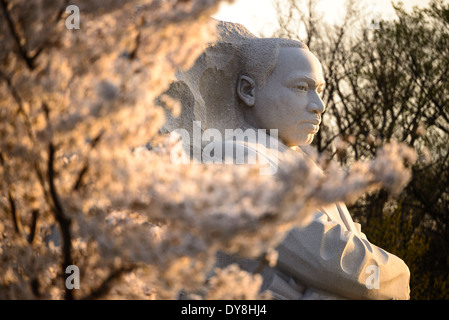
<box><xmin>48</xmin><ymin>142</ymin><xmax>74</xmax><ymax>300</ymax></box>
<box><xmin>0</xmin><ymin>0</ymin><xmax>35</xmax><ymax>70</ymax></box>
<box><xmin>81</xmin><ymin>265</ymin><xmax>137</xmax><ymax>300</ymax></box>
<box><xmin>72</xmin><ymin>130</ymin><xmax>104</xmax><ymax>192</ymax></box>
<box><xmin>7</xmin><ymin>189</ymin><xmax>23</xmax><ymax>235</ymax></box>
<box><xmin>27</xmin><ymin>209</ymin><xmax>39</xmax><ymax>244</ymax></box>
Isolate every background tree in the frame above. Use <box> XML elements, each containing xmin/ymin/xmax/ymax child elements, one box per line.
<box><xmin>272</xmin><ymin>0</ymin><xmax>449</xmax><ymax>299</ymax></box>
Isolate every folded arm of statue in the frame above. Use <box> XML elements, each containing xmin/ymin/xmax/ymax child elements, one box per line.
<box><xmin>272</xmin><ymin>210</ymin><xmax>411</xmax><ymax>300</ymax></box>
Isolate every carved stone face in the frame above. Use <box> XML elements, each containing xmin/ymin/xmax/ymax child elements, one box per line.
<box><xmin>239</xmin><ymin>47</ymin><xmax>326</xmax><ymax>147</ymax></box>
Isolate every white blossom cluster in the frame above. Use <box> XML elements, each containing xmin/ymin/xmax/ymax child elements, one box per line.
<box><xmin>0</xmin><ymin>0</ymin><xmax>416</xmax><ymax>299</ymax></box>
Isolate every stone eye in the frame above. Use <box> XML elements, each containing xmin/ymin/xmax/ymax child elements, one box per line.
<box><xmin>295</xmin><ymin>84</ymin><xmax>308</xmax><ymax>91</ymax></box>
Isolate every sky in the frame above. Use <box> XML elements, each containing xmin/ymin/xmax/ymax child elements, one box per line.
<box><xmin>212</xmin><ymin>0</ymin><xmax>432</xmax><ymax>37</ymax></box>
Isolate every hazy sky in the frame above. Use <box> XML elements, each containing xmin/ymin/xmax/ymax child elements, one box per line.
<box><xmin>213</xmin><ymin>0</ymin><xmax>431</xmax><ymax>36</ymax></box>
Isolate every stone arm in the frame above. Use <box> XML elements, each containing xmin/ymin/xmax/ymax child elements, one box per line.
<box><xmin>275</xmin><ymin>212</ymin><xmax>411</xmax><ymax>300</ymax></box>
<box><xmin>217</xmin><ymin>139</ymin><xmax>410</xmax><ymax>299</ymax></box>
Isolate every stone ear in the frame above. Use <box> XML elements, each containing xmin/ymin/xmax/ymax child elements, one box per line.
<box><xmin>237</xmin><ymin>75</ymin><xmax>256</xmax><ymax>107</ymax></box>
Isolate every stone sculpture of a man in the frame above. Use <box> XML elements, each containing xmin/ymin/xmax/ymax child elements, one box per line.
<box><xmin>162</xmin><ymin>20</ymin><xmax>410</xmax><ymax>300</ymax></box>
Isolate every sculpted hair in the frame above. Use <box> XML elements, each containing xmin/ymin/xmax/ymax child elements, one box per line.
<box><xmin>213</xmin><ymin>20</ymin><xmax>308</xmax><ymax>89</ymax></box>
<box><xmin>238</xmin><ymin>38</ymin><xmax>309</xmax><ymax>89</ymax></box>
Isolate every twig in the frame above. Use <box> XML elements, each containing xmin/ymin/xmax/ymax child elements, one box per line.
<box><xmin>0</xmin><ymin>0</ymin><xmax>35</xmax><ymax>70</ymax></box>
<box><xmin>0</xmin><ymin>0</ymin><xmax>69</xmax><ymax>70</ymax></box>
<box><xmin>0</xmin><ymin>71</ymin><xmax>52</xmax><ymax>209</ymax></box>
<box><xmin>0</xmin><ymin>152</ymin><xmax>24</xmax><ymax>236</ymax></box>
<box><xmin>72</xmin><ymin>131</ymin><xmax>104</xmax><ymax>192</ymax></box>
<box><xmin>28</xmin><ymin>0</ymin><xmax>70</xmax><ymax>63</ymax></box>
<box><xmin>30</xmin><ymin>278</ymin><xmax>41</xmax><ymax>298</ymax></box>
<box><xmin>81</xmin><ymin>265</ymin><xmax>136</xmax><ymax>300</ymax></box>
<box><xmin>48</xmin><ymin>142</ymin><xmax>73</xmax><ymax>300</ymax></box>
<box><xmin>27</xmin><ymin>209</ymin><xmax>39</xmax><ymax>244</ymax></box>
<box><xmin>72</xmin><ymin>165</ymin><xmax>89</xmax><ymax>191</ymax></box>
<box><xmin>129</xmin><ymin>31</ymin><xmax>141</xmax><ymax>60</ymax></box>
<box><xmin>7</xmin><ymin>189</ymin><xmax>23</xmax><ymax>235</ymax></box>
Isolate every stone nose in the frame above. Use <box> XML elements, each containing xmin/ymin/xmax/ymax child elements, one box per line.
<box><xmin>307</xmin><ymin>100</ymin><xmax>325</xmax><ymax>114</ymax></box>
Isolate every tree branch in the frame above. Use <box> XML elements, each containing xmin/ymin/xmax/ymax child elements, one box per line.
<box><xmin>81</xmin><ymin>265</ymin><xmax>136</xmax><ymax>300</ymax></box>
<box><xmin>0</xmin><ymin>152</ymin><xmax>24</xmax><ymax>236</ymax></box>
<box><xmin>7</xmin><ymin>189</ymin><xmax>23</xmax><ymax>235</ymax></box>
<box><xmin>0</xmin><ymin>0</ymin><xmax>35</xmax><ymax>70</ymax></box>
<box><xmin>48</xmin><ymin>142</ymin><xmax>73</xmax><ymax>300</ymax></box>
<box><xmin>27</xmin><ymin>209</ymin><xmax>39</xmax><ymax>244</ymax></box>
<box><xmin>72</xmin><ymin>130</ymin><xmax>104</xmax><ymax>192</ymax></box>
<box><xmin>29</xmin><ymin>0</ymin><xmax>70</xmax><ymax>62</ymax></box>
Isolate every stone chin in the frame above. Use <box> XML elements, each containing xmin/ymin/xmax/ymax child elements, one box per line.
<box><xmin>300</xmin><ymin>134</ymin><xmax>316</xmax><ymax>147</ymax></box>
<box><xmin>281</xmin><ymin>134</ymin><xmax>314</xmax><ymax>147</ymax></box>
<box><xmin>281</xmin><ymin>128</ymin><xmax>318</xmax><ymax>147</ymax></box>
